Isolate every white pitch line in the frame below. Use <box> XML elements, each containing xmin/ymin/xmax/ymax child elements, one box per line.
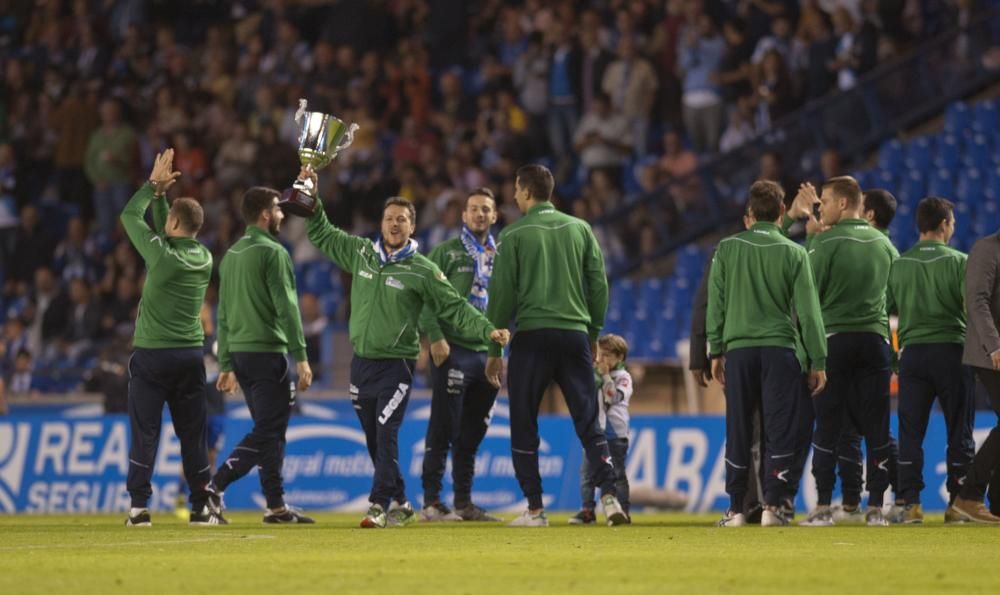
<box><xmin>0</xmin><ymin>534</ymin><xmax>276</xmax><ymax>551</ymax></box>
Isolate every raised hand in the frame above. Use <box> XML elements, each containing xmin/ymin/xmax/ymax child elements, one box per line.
<box><xmin>149</xmin><ymin>149</ymin><xmax>181</xmax><ymax>196</ymax></box>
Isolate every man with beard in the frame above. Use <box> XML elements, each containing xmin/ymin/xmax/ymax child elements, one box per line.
<box><xmin>208</xmin><ymin>183</ymin><xmax>315</xmax><ymax>524</ymax></box>
<box><xmin>303</xmin><ymin>169</ymin><xmax>510</xmax><ymax>529</ymax></box>
<box><xmin>418</xmin><ymin>188</ymin><xmax>503</xmax><ymax>522</ymax></box>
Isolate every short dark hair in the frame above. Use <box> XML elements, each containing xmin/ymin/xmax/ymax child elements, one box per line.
<box><xmin>822</xmin><ymin>175</ymin><xmax>863</xmax><ymax>209</ymax></box>
<box><xmin>747</xmin><ymin>180</ymin><xmax>785</xmax><ymax>222</ymax></box>
<box><xmin>515</xmin><ymin>164</ymin><xmax>554</xmax><ymax>201</ymax></box>
<box><xmin>170</xmin><ymin>197</ymin><xmax>204</xmax><ymax>234</ymax></box>
<box><xmin>916</xmin><ymin>196</ymin><xmax>955</xmax><ymax>233</ymax></box>
<box><xmin>383</xmin><ymin>196</ymin><xmax>416</xmax><ymax>224</ymax></box>
<box><xmin>466</xmin><ymin>187</ymin><xmax>496</xmax><ymax>206</ymax></box>
<box><xmin>241</xmin><ymin>187</ymin><xmax>280</xmax><ymax>225</ymax></box>
<box><xmin>863</xmin><ymin>188</ymin><xmax>897</xmax><ymax>229</ymax></box>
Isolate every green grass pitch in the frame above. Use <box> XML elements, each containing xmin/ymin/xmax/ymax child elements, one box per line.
<box><xmin>2</xmin><ymin>512</ymin><xmax>1000</xmax><ymax>594</ymax></box>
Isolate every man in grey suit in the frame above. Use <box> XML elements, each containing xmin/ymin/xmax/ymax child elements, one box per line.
<box><xmin>951</xmin><ymin>232</ymin><xmax>1000</xmax><ymax>523</ymax></box>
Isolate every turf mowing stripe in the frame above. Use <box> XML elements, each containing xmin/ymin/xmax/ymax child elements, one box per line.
<box><xmin>0</xmin><ymin>534</ymin><xmax>276</xmax><ymax>551</ymax></box>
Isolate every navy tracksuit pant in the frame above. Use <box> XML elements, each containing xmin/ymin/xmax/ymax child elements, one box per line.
<box><xmin>724</xmin><ymin>347</ymin><xmax>802</xmax><ymax>509</ymax></box>
<box><xmin>507</xmin><ymin>329</ymin><xmax>616</xmax><ymax>510</ymax></box>
<box><xmin>127</xmin><ymin>347</ymin><xmax>210</xmax><ymax>510</ymax></box>
<box><xmin>422</xmin><ymin>344</ymin><xmax>499</xmax><ymax>508</ymax></box>
<box><xmin>812</xmin><ymin>332</ymin><xmax>892</xmax><ymax>507</ymax></box>
<box><xmin>212</xmin><ymin>352</ymin><xmax>295</xmax><ymax>509</ymax></box>
<box><xmin>897</xmin><ymin>343</ymin><xmax>975</xmax><ymax>505</ymax></box>
<box><xmin>351</xmin><ymin>356</ymin><xmax>414</xmax><ymax>510</ymax></box>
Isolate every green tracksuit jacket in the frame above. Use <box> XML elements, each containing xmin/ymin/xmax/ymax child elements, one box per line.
<box><xmin>217</xmin><ymin>226</ymin><xmax>307</xmax><ymax>372</ymax></box>
<box><xmin>306</xmin><ymin>207</ymin><xmax>495</xmax><ymax>360</ymax></box>
<box><xmin>485</xmin><ymin>201</ymin><xmax>609</xmax><ymax>357</ymax></box>
<box><xmin>887</xmin><ymin>240</ymin><xmax>967</xmax><ymax>347</ymax></box>
<box><xmin>707</xmin><ymin>221</ymin><xmax>827</xmax><ymax>370</ymax></box>
<box><xmin>418</xmin><ymin>238</ymin><xmax>491</xmax><ymax>352</ymax></box>
<box><xmin>120</xmin><ymin>183</ymin><xmax>211</xmax><ymax>349</ymax></box>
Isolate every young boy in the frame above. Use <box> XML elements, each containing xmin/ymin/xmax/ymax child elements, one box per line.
<box><xmin>569</xmin><ymin>334</ymin><xmax>633</xmax><ymax>525</ymax></box>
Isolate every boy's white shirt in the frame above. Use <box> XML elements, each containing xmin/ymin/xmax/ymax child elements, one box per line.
<box><xmin>597</xmin><ymin>367</ymin><xmax>633</xmax><ymax>440</ymax></box>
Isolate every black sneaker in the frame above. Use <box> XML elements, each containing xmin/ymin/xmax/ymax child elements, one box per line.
<box><xmin>455</xmin><ymin>503</ymin><xmax>502</xmax><ymax>522</ymax></box>
<box><xmin>190</xmin><ymin>506</ymin><xmax>228</xmax><ymax>526</ymax></box>
<box><xmin>568</xmin><ymin>509</ymin><xmax>597</xmax><ymax>525</ymax></box>
<box><xmin>263</xmin><ymin>506</ymin><xmax>316</xmax><ymax>524</ymax></box>
<box><xmin>125</xmin><ymin>509</ymin><xmax>152</xmax><ymax>527</ymax></box>
<box><xmin>205</xmin><ymin>484</ymin><xmax>225</xmax><ymax>515</ymax></box>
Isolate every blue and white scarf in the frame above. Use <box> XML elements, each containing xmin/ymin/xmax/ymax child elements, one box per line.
<box><xmin>459</xmin><ymin>225</ymin><xmax>495</xmax><ymax>312</ymax></box>
<box><xmin>374</xmin><ymin>237</ymin><xmax>418</xmax><ymax>266</ymax></box>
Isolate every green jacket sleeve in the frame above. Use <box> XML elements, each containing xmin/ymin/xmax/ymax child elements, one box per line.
<box><xmin>583</xmin><ymin>226</ymin><xmax>609</xmax><ymax>342</ymax></box>
<box><xmin>120</xmin><ymin>183</ymin><xmax>166</xmax><ymax>268</ymax></box>
<box><xmin>486</xmin><ymin>233</ymin><xmax>517</xmax><ymax>357</ymax></box>
<box><xmin>306</xmin><ymin>204</ymin><xmax>366</xmax><ymax>273</ymax></box>
<box><xmin>152</xmin><ymin>194</ymin><xmax>169</xmax><ymax>235</ymax></box>
<box><xmin>217</xmin><ymin>273</ymin><xmax>232</xmax><ymax>373</ymax></box>
<box><xmin>705</xmin><ymin>246</ymin><xmax>726</xmax><ymax>356</ymax></box>
<box><xmin>808</xmin><ymin>239</ymin><xmax>829</xmax><ymax>300</ymax></box>
<box><xmin>267</xmin><ymin>248</ymin><xmax>308</xmax><ymax>363</ymax></box>
<box><xmin>425</xmin><ymin>264</ymin><xmax>495</xmax><ymax>349</ymax></box>
<box><xmin>792</xmin><ymin>249</ymin><xmax>827</xmax><ymax>371</ymax></box>
<box><xmin>418</xmin><ymin>244</ymin><xmax>446</xmax><ymax>343</ymax></box>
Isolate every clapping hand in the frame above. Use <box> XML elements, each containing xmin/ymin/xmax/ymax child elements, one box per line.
<box><xmin>149</xmin><ymin>149</ymin><xmax>181</xmax><ymax>196</ymax></box>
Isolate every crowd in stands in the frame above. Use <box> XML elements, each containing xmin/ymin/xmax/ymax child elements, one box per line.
<box><xmin>0</xmin><ymin>0</ymin><xmax>970</xmax><ymax>396</ymax></box>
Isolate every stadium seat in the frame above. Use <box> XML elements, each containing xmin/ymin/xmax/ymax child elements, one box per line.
<box><xmin>899</xmin><ymin>169</ymin><xmax>925</xmax><ymax>204</ymax></box>
<box><xmin>944</xmin><ymin>102</ymin><xmax>972</xmax><ymax>133</ymax></box>
<box><xmin>974</xmin><ymin>99</ymin><xmax>999</xmax><ymax>132</ymax></box>
<box><xmin>905</xmin><ymin>136</ymin><xmax>935</xmax><ymax>171</ymax></box>
<box><xmin>956</xmin><ymin>168</ymin><xmax>984</xmax><ymax>207</ymax></box>
<box><xmin>934</xmin><ymin>134</ymin><xmax>962</xmax><ymax>170</ymax></box>
<box><xmin>964</xmin><ymin>134</ymin><xmax>994</xmax><ymax>172</ymax></box>
<box><xmin>927</xmin><ymin>168</ymin><xmax>955</xmax><ymax>198</ymax></box>
<box><xmin>877</xmin><ymin>139</ymin><xmax>905</xmax><ymax>172</ymax></box>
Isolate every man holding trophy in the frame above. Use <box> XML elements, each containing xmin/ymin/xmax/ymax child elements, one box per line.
<box><xmin>281</xmin><ymin>101</ymin><xmax>511</xmax><ymax>529</ymax></box>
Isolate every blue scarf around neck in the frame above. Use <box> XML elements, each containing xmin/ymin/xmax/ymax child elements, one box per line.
<box><xmin>459</xmin><ymin>225</ymin><xmax>495</xmax><ymax>312</ymax></box>
<box><xmin>374</xmin><ymin>237</ymin><xmax>418</xmax><ymax>266</ymax></box>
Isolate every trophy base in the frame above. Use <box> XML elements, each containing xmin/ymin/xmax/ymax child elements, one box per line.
<box><xmin>278</xmin><ymin>188</ymin><xmax>318</xmax><ymax>217</ymax></box>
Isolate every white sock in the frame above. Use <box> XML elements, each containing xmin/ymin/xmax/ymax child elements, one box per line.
<box><xmin>130</xmin><ymin>507</ymin><xmax>148</xmax><ymax>517</ymax></box>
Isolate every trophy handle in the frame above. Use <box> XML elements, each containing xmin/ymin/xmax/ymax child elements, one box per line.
<box><xmin>332</xmin><ymin>123</ymin><xmax>360</xmax><ymax>157</ymax></box>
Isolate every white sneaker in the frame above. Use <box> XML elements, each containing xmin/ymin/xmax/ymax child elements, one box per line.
<box><xmin>601</xmin><ymin>494</ymin><xmax>629</xmax><ymax>526</ymax></box>
<box><xmin>831</xmin><ymin>505</ymin><xmax>865</xmax><ymax>524</ymax></box>
<box><xmin>717</xmin><ymin>510</ymin><xmax>746</xmax><ymax>527</ymax></box>
<box><xmin>508</xmin><ymin>509</ymin><xmax>549</xmax><ymax>527</ymax></box>
<box><xmin>761</xmin><ymin>507</ymin><xmax>789</xmax><ymax>527</ymax></box>
<box><xmin>799</xmin><ymin>507</ymin><xmax>835</xmax><ymax>527</ymax></box>
<box><xmin>420</xmin><ymin>503</ymin><xmax>463</xmax><ymax>522</ymax></box>
<box><xmin>865</xmin><ymin>507</ymin><xmax>889</xmax><ymax>527</ymax></box>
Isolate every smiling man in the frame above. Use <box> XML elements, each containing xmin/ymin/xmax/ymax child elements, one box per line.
<box><xmin>303</xmin><ymin>171</ymin><xmax>509</xmax><ymax>529</ymax></box>
<box><xmin>417</xmin><ymin>188</ymin><xmax>503</xmax><ymax>522</ymax></box>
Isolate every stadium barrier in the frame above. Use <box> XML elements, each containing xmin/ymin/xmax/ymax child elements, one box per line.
<box><xmin>0</xmin><ymin>400</ymin><xmax>994</xmax><ymax>514</ymax></box>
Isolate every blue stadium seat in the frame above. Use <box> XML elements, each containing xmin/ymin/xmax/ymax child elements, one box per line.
<box><xmin>905</xmin><ymin>136</ymin><xmax>935</xmax><ymax>171</ymax></box>
<box><xmin>934</xmin><ymin>135</ymin><xmax>962</xmax><ymax>170</ymax></box>
<box><xmin>973</xmin><ymin>200</ymin><xmax>1000</xmax><ymax>237</ymax></box>
<box><xmin>877</xmin><ymin>139</ymin><xmax>905</xmax><ymax>173</ymax></box>
<box><xmin>953</xmin><ymin>202</ymin><xmax>973</xmax><ymax>251</ymax></box>
<box><xmin>957</xmin><ymin>168</ymin><xmax>984</xmax><ymax>207</ymax></box>
<box><xmin>928</xmin><ymin>168</ymin><xmax>955</xmax><ymax>198</ymax></box>
<box><xmin>964</xmin><ymin>134</ymin><xmax>994</xmax><ymax>172</ymax></box>
<box><xmin>974</xmin><ymin>99</ymin><xmax>999</xmax><ymax>132</ymax></box>
<box><xmin>875</xmin><ymin>168</ymin><xmax>897</xmax><ymax>190</ymax></box>
<box><xmin>639</xmin><ymin>277</ymin><xmax>666</xmax><ymax>309</ymax></box>
<box><xmin>899</xmin><ymin>169</ymin><xmax>925</xmax><ymax>204</ymax></box>
<box><xmin>945</xmin><ymin>102</ymin><xmax>972</xmax><ymax>133</ymax></box>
